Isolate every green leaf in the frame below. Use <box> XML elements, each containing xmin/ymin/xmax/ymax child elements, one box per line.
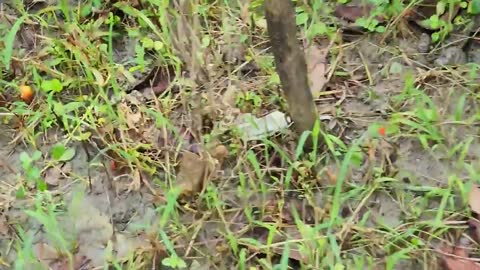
<box><xmin>41</xmin><ymin>79</ymin><xmax>63</xmax><ymax>92</ymax></box>
<box><xmin>389</xmin><ymin>62</ymin><xmax>403</xmax><ymax>74</ymax></box>
<box><xmin>141</xmin><ymin>37</ymin><xmax>154</xmax><ymax>49</ymax></box>
<box><xmin>26</xmin><ymin>167</ymin><xmax>41</xmax><ymax>182</ymax></box>
<box><xmin>469</xmin><ymin>0</ymin><xmax>480</xmax><ymax>14</ymax></box>
<box><xmin>153</xmin><ymin>41</ymin><xmax>164</xmax><ymax>51</ymax></box>
<box><xmin>59</xmin><ymin>148</ymin><xmax>76</xmax><ymax>161</ymax></box>
<box><xmin>296</xmin><ymin>12</ymin><xmax>309</xmax><ymax>25</ymax></box>
<box><xmin>431</xmin><ymin>32</ymin><xmax>440</xmax><ymax>42</ymax></box>
<box><xmin>429</xmin><ymin>15</ymin><xmax>440</xmax><ymax>29</ymax></box>
<box><xmin>162</xmin><ymin>255</ymin><xmax>187</xmax><ymax>269</ymax></box>
<box><xmin>310</xmin><ymin>22</ymin><xmax>328</xmax><ymax>36</ymax></box>
<box><xmin>3</xmin><ymin>15</ymin><xmax>26</xmax><ymax>70</ymax></box>
<box><xmin>114</xmin><ymin>3</ymin><xmax>163</xmax><ymax>39</ymax></box>
<box><xmin>19</xmin><ymin>152</ymin><xmax>31</xmax><ymax>167</ymax></box>
<box><xmin>80</xmin><ymin>1</ymin><xmax>93</xmax><ymax>18</ymax></box>
<box><xmin>37</xmin><ymin>179</ymin><xmax>47</xmax><ymax>191</ymax></box>
<box><xmin>436</xmin><ymin>1</ymin><xmax>446</xmax><ymax>15</ymax></box>
<box><xmin>375</xmin><ymin>25</ymin><xmax>386</xmax><ymax>33</ymax></box>
<box><xmin>52</xmin><ymin>144</ymin><xmax>76</xmax><ymax>161</ymax></box>
<box><xmin>32</xmin><ymin>151</ymin><xmax>42</xmax><ymax>161</ymax></box>
<box><xmin>201</xmin><ymin>36</ymin><xmax>210</xmax><ymax>48</ymax></box>
<box><xmin>51</xmin><ymin>144</ymin><xmax>66</xmax><ymax>160</ymax></box>
<box><xmin>16</xmin><ymin>186</ymin><xmax>26</xmax><ymax>199</ymax></box>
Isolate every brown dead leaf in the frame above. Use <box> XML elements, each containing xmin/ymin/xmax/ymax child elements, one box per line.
<box><xmin>44</xmin><ymin>163</ymin><xmax>72</xmax><ymax>187</ymax></box>
<box><xmin>305</xmin><ymin>44</ymin><xmax>328</xmax><ymax>98</ymax></box>
<box><xmin>120</xmin><ymin>103</ymin><xmax>142</xmax><ymax>131</ymax></box>
<box><xmin>469</xmin><ymin>185</ymin><xmax>480</xmax><ymax>214</ymax></box>
<box><xmin>208</xmin><ymin>144</ymin><xmax>229</xmax><ymax>167</ymax></box>
<box><xmin>33</xmin><ymin>242</ymin><xmax>90</xmax><ymax>270</ymax></box>
<box><xmin>114</xmin><ymin>233</ymin><xmax>145</xmax><ymax>260</ymax></box>
<box><xmin>176</xmin><ymin>151</ymin><xmax>214</xmax><ymax>196</ymax></box>
<box><xmin>132</xmin><ymin>65</ymin><xmax>176</xmax><ymax>96</ymax></box>
<box><xmin>440</xmin><ymin>245</ymin><xmax>480</xmax><ymax>270</ymax></box>
<box><xmin>127</xmin><ymin>169</ymin><xmax>142</xmax><ymax>192</ymax></box>
<box><xmin>33</xmin><ymin>242</ymin><xmax>62</xmax><ymax>268</ymax></box>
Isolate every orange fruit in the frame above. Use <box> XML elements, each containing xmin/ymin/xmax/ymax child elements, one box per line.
<box><xmin>19</xmin><ymin>85</ymin><xmax>34</xmax><ymax>103</ymax></box>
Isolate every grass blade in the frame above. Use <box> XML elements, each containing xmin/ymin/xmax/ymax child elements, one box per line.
<box><xmin>3</xmin><ymin>15</ymin><xmax>26</xmax><ymax>71</ymax></box>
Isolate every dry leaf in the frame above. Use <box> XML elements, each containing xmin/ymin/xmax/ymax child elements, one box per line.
<box><xmin>33</xmin><ymin>242</ymin><xmax>90</xmax><ymax>270</ymax></box>
<box><xmin>305</xmin><ymin>45</ymin><xmax>328</xmax><ymax>98</ymax></box>
<box><xmin>441</xmin><ymin>245</ymin><xmax>480</xmax><ymax>270</ymax></box>
<box><xmin>469</xmin><ymin>185</ymin><xmax>480</xmax><ymax>214</ymax></box>
<box><xmin>44</xmin><ymin>163</ymin><xmax>72</xmax><ymax>187</ymax></box>
<box><xmin>208</xmin><ymin>144</ymin><xmax>229</xmax><ymax>167</ymax></box>
<box><xmin>132</xmin><ymin>65</ymin><xmax>176</xmax><ymax>96</ymax></box>
<box><xmin>122</xmin><ymin>105</ymin><xmax>142</xmax><ymax>131</ymax></box>
<box><xmin>222</xmin><ymin>84</ymin><xmax>237</xmax><ymax>107</ymax></box>
<box><xmin>176</xmin><ymin>151</ymin><xmax>213</xmax><ymax>196</ymax></box>
<box><xmin>114</xmin><ymin>233</ymin><xmax>145</xmax><ymax>260</ymax></box>
<box><xmin>128</xmin><ymin>169</ymin><xmax>142</xmax><ymax>192</ymax></box>
<box><xmin>33</xmin><ymin>242</ymin><xmax>61</xmax><ymax>268</ymax></box>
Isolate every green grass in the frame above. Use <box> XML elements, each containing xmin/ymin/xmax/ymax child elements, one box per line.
<box><xmin>1</xmin><ymin>0</ymin><xmax>480</xmax><ymax>269</ymax></box>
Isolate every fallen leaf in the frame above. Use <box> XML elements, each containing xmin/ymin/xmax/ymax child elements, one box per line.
<box><xmin>33</xmin><ymin>242</ymin><xmax>90</xmax><ymax>270</ymax></box>
<box><xmin>127</xmin><ymin>169</ymin><xmax>142</xmax><ymax>192</ymax></box>
<box><xmin>176</xmin><ymin>151</ymin><xmax>213</xmax><ymax>196</ymax></box>
<box><xmin>469</xmin><ymin>185</ymin><xmax>480</xmax><ymax>214</ymax></box>
<box><xmin>114</xmin><ymin>233</ymin><xmax>145</xmax><ymax>260</ymax></box>
<box><xmin>121</xmin><ymin>103</ymin><xmax>142</xmax><ymax>131</ymax></box>
<box><xmin>44</xmin><ymin>167</ymin><xmax>61</xmax><ymax>186</ymax></box>
<box><xmin>440</xmin><ymin>245</ymin><xmax>480</xmax><ymax>270</ymax></box>
<box><xmin>208</xmin><ymin>144</ymin><xmax>229</xmax><ymax>167</ymax></box>
<box><xmin>235</xmin><ymin>111</ymin><xmax>291</xmax><ymax>141</ymax></box>
<box><xmin>221</xmin><ymin>84</ymin><xmax>237</xmax><ymax>107</ymax></box>
<box><xmin>305</xmin><ymin>44</ymin><xmax>328</xmax><ymax>98</ymax></box>
<box><xmin>33</xmin><ymin>242</ymin><xmax>62</xmax><ymax>268</ymax></box>
<box><xmin>132</xmin><ymin>65</ymin><xmax>176</xmax><ymax>96</ymax></box>
<box><xmin>44</xmin><ymin>162</ymin><xmax>72</xmax><ymax>187</ymax></box>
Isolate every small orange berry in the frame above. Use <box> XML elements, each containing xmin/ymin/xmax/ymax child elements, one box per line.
<box><xmin>19</xmin><ymin>85</ymin><xmax>34</xmax><ymax>103</ymax></box>
<box><xmin>378</xmin><ymin>126</ymin><xmax>386</xmax><ymax>137</ymax></box>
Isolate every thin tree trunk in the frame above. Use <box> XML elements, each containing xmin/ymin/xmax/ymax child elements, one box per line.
<box><xmin>264</xmin><ymin>0</ymin><xmax>321</xmax><ymax>148</ymax></box>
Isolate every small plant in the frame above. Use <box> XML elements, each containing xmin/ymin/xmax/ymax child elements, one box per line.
<box><xmin>235</xmin><ymin>91</ymin><xmax>263</xmax><ymax>113</ymax></box>
<box><xmin>19</xmin><ymin>151</ymin><xmax>45</xmax><ymax>194</ymax></box>
<box><xmin>22</xmin><ymin>192</ymin><xmax>74</xmax><ymax>270</ymax></box>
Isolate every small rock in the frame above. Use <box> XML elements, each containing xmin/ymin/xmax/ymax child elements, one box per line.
<box><xmin>417</xmin><ymin>33</ymin><xmax>431</xmax><ymax>53</ymax></box>
<box><xmin>434</xmin><ymin>46</ymin><xmax>467</xmax><ymax>66</ymax></box>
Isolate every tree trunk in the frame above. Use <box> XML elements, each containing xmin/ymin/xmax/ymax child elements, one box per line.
<box><xmin>264</xmin><ymin>0</ymin><xmax>321</xmax><ymax>148</ymax></box>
